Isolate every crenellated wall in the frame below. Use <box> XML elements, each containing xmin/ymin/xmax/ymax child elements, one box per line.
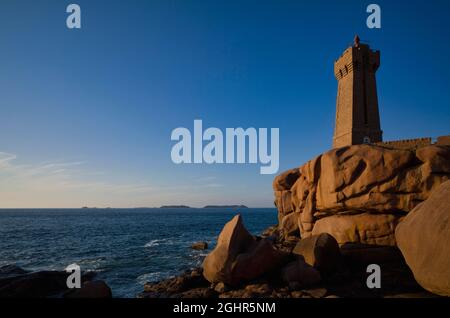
<box><xmin>376</xmin><ymin>137</ymin><xmax>432</xmax><ymax>149</ymax></box>
<box><xmin>375</xmin><ymin>135</ymin><xmax>450</xmax><ymax>150</ymax></box>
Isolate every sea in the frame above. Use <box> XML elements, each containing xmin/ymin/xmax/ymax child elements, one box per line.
<box><xmin>0</xmin><ymin>208</ymin><xmax>277</xmax><ymax>297</ymax></box>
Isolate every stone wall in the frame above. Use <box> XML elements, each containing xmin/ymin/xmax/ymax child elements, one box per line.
<box><xmin>375</xmin><ymin>135</ymin><xmax>450</xmax><ymax>150</ymax></box>
<box><xmin>436</xmin><ymin>135</ymin><xmax>450</xmax><ymax>146</ymax></box>
<box><xmin>376</xmin><ymin>137</ymin><xmax>432</xmax><ymax>150</ymax></box>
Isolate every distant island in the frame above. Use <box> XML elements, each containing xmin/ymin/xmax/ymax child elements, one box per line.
<box><xmin>158</xmin><ymin>205</ymin><xmax>249</xmax><ymax>209</ymax></box>
<box><xmin>159</xmin><ymin>205</ymin><xmax>191</xmax><ymax>209</ymax></box>
<box><xmin>79</xmin><ymin>205</ymin><xmax>249</xmax><ymax>209</ymax></box>
<box><xmin>203</xmin><ymin>205</ymin><xmax>248</xmax><ymax>209</ymax></box>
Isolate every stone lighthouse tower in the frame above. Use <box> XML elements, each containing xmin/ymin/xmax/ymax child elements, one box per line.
<box><xmin>333</xmin><ymin>35</ymin><xmax>383</xmax><ymax>148</ymax></box>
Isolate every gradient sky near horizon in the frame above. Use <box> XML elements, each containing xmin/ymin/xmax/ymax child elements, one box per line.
<box><xmin>1</xmin><ymin>0</ymin><xmax>449</xmax><ymax>208</ymax></box>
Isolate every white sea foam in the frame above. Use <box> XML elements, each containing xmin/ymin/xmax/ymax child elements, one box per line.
<box><xmin>75</xmin><ymin>258</ymin><xmax>107</xmax><ymax>273</ymax></box>
<box><xmin>85</xmin><ymin>268</ymin><xmax>105</xmax><ymax>273</ymax></box>
<box><xmin>136</xmin><ymin>271</ymin><xmax>173</xmax><ymax>284</ymax></box>
<box><xmin>144</xmin><ymin>239</ymin><xmax>164</xmax><ymax>247</ymax></box>
<box><xmin>144</xmin><ymin>238</ymin><xmax>177</xmax><ymax>247</ymax></box>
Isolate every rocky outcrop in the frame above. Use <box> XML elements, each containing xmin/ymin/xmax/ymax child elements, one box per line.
<box><xmin>279</xmin><ymin>211</ymin><xmax>300</xmax><ymax>237</ymax></box>
<box><xmin>0</xmin><ymin>269</ymin><xmax>69</xmax><ymax>298</ymax></box>
<box><xmin>0</xmin><ymin>265</ymin><xmax>110</xmax><ymax>298</ymax></box>
<box><xmin>311</xmin><ymin>213</ymin><xmax>402</xmax><ymax>246</ymax></box>
<box><xmin>64</xmin><ymin>280</ymin><xmax>112</xmax><ymax>298</ymax></box>
<box><xmin>191</xmin><ymin>241</ymin><xmax>208</xmax><ymax>250</ymax></box>
<box><xmin>396</xmin><ymin>180</ymin><xmax>450</xmax><ymax>296</ymax></box>
<box><xmin>139</xmin><ymin>268</ymin><xmax>213</xmax><ymax>298</ymax></box>
<box><xmin>202</xmin><ymin>215</ymin><xmax>288</xmax><ymax>286</ymax></box>
<box><xmin>202</xmin><ymin>214</ymin><xmax>255</xmax><ymax>284</ymax></box>
<box><xmin>230</xmin><ymin>239</ymin><xmax>288</xmax><ymax>285</ymax></box>
<box><xmin>274</xmin><ymin>144</ymin><xmax>450</xmax><ymax>242</ymax></box>
<box><xmin>140</xmin><ymin>145</ymin><xmax>450</xmax><ymax>299</ymax></box>
<box><xmin>292</xmin><ymin>233</ymin><xmax>341</xmax><ymax>275</ymax></box>
<box><xmin>340</xmin><ymin>244</ymin><xmax>405</xmax><ymax>269</ymax></box>
<box><xmin>281</xmin><ymin>259</ymin><xmax>321</xmax><ymax>287</ymax></box>
<box><xmin>140</xmin><ymin>236</ymin><xmax>433</xmax><ymax>298</ymax></box>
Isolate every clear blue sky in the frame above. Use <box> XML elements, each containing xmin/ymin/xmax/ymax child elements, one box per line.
<box><xmin>0</xmin><ymin>0</ymin><xmax>449</xmax><ymax>208</ymax></box>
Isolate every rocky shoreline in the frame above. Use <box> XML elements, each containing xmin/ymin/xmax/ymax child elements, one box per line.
<box><xmin>140</xmin><ymin>143</ymin><xmax>450</xmax><ymax>299</ymax></box>
<box><xmin>138</xmin><ymin>219</ymin><xmax>438</xmax><ymax>299</ymax></box>
<box><xmin>1</xmin><ymin>144</ymin><xmax>449</xmax><ymax>298</ymax></box>
<box><xmin>0</xmin><ymin>265</ymin><xmax>112</xmax><ymax>298</ymax></box>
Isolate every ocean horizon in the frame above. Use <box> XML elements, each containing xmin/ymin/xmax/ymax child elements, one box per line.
<box><xmin>0</xmin><ymin>208</ymin><xmax>277</xmax><ymax>297</ymax></box>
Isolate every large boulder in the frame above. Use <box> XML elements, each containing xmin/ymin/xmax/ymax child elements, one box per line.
<box><xmin>191</xmin><ymin>241</ymin><xmax>208</xmax><ymax>250</ymax></box>
<box><xmin>139</xmin><ymin>268</ymin><xmax>211</xmax><ymax>298</ymax></box>
<box><xmin>230</xmin><ymin>239</ymin><xmax>287</xmax><ymax>285</ymax></box>
<box><xmin>64</xmin><ymin>280</ymin><xmax>112</xmax><ymax>298</ymax></box>
<box><xmin>273</xmin><ymin>168</ymin><xmax>300</xmax><ymax>223</ymax></box>
<box><xmin>340</xmin><ymin>244</ymin><xmax>405</xmax><ymax>270</ymax></box>
<box><xmin>292</xmin><ymin>233</ymin><xmax>341</xmax><ymax>274</ymax></box>
<box><xmin>312</xmin><ymin>213</ymin><xmax>402</xmax><ymax>246</ymax></box>
<box><xmin>0</xmin><ymin>270</ymin><xmax>70</xmax><ymax>298</ymax></box>
<box><xmin>395</xmin><ymin>180</ymin><xmax>450</xmax><ymax>296</ymax></box>
<box><xmin>202</xmin><ymin>215</ymin><xmax>255</xmax><ymax>284</ymax></box>
<box><xmin>273</xmin><ymin>144</ymin><xmax>450</xmax><ymax>240</ymax></box>
<box><xmin>0</xmin><ymin>265</ymin><xmax>27</xmax><ymax>278</ymax></box>
<box><xmin>0</xmin><ymin>265</ymin><xmax>111</xmax><ymax>298</ymax></box>
<box><xmin>279</xmin><ymin>212</ymin><xmax>300</xmax><ymax>237</ymax></box>
<box><xmin>203</xmin><ymin>215</ymin><xmax>288</xmax><ymax>286</ymax></box>
<box><xmin>281</xmin><ymin>259</ymin><xmax>321</xmax><ymax>287</ymax></box>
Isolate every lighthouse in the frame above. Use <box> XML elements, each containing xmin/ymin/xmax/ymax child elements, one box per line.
<box><xmin>333</xmin><ymin>36</ymin><xmax>383</xmax><ymax>148</ymax></box>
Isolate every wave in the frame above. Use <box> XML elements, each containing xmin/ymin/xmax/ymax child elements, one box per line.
<box><xmin>144</xmin><ymin>239</ymin><xmax>164</xmax><ymax>247</ymax></box>
<box><xmin>136</xmin><ymin>271</ymin><xmax>173</xmax><ymax>284</ymax></box>
<box><xmin>85</xmin><ymin>268</ymin><xmax>105</xmax><ymax>273</ymax></box>
<box><xmin>144</xmin><ymin>238</ymin><xmax>177</xmax><ymax>247</ymax></box>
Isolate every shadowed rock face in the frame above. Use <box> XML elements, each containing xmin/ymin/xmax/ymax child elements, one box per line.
<box><xmin>141</xmin><ymin>211</ymin><xmax>439</xmax><ymax>299</ymax></box>
<box><xmin>202</xmin><ymin>215</ymin><xmax>255</xmax><ymax>284</ymax></box>
<box><xmin>396</xmin><ymin>180</ymin><xmax>450</xmax><ymax>296</ymax></box>
<box><xmin>312</xmin><ymin>213</ymin><xmax>402</xmax><ymax>246</ymax></box>
<box><xmin>273</xmin><ymin>144</ymin><xmax>450</xmax><ymax>242</ymax></box>
<box><xmin>202</xmin><ymin>215</ymin><xmax>288</xmax><ymax>286</ymax></box>
<box><xmin>0</xmin><ymin>265</ymin><xmax>111</xmax><ymax>298</ymax></box>
<box><xmin>191</xmin><ymin>241</ymin><xmax>208</xmax><ymax>250</ymax></box>
<box><xmin>292</xmin><ymin>233</ymin><xmax>341</xmax><ymax>275</ymax></box>
<box><xmin>0</xmin><ymin>270</ymin><xmax>70</xmax><ymax>298</ymax></box>
<box><xmin>141</xmin><ymin>145</ymin><xmax>449</xmax><ymax>299</ymax></box>
<box><xmin>64</xmin><ymin>281</ymin><xmax>112</xmax><ymax>298</ymax></box>
<box><xmin>281</xmin><ymin>258</ymin><xmax>321</xmax><ymax>286</ymax></box>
